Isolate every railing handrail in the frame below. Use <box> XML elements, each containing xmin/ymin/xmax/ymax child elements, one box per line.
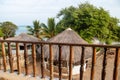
<box><xmin>0</xmin><ymin>40</ymin><xmax>120</xmax><ymax>48</ymax></box>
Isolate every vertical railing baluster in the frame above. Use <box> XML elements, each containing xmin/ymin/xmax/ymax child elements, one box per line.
<box><xmin>32</xmin><ymin>43</ymin><xmax>36</xmax><ymax>77</ymax></box>
<box><xmin>80</xmin><ymin>46</ymin><xmax>85</xmax><ymax>80</ymax></box>
<box><xmin>41</xmin><ymin>44</ymin><xmax>45</xmax><ymax>78</ymax></box>
<box><xmin>8</xmin><ymin>42</ymin><xmax>13</xmax><ymax>73</ymax></box>
<box><xmin>0</xmin><ymin>58</ymin><xmax>2</xmax><ymax>70</ymax></box>
<box><xmin>90</xmin><ymin>47</ymin><xmax>96</xmax><ymax>80</ymax></box>
<box><xmin>24</xmin><ymin>43</ymin><xmax>28</xmax><ymax>75</ymax></box>
<box><xmin>59</xmin><ymin>45</ymin><xmax>62</xmax><ymax>80</ymax></box>
<box><xmin>101</xmin><ymin>48</ymin><xmax>107</xmax><ymax>80</ymax></box>
<box><xmin>16</xmin><ymin>43</ymin><xmax>21</xmax><ymax>74</ymax></box>
<box><xmin>1</xmin><ymin>42</ymin><xmax>7</xmax><ymax>72</ymax></box>
<box><xmin>113</xmin><ymin>48</ymin><xmax>119</xmax><ymax>80</ymax></box>
<box><xmin>49</xmin><ymin>44</ymin><xmax>53</xmax><ymax>80</ymax></box>
<box><xmin>69</xmin><ymin>46</ymin><xmax>73</xmax><ymax>80</ymax></box>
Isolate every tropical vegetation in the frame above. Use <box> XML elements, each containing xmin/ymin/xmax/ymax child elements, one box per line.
<box><xmin>57</xmin><ymin>2</ymin><xmax>120</xmax><ymax>44</ymax></box>
<box><xmin>27</xmin><ymin>20</ymin><xmax>42</xmax><ymax>39</ymax></box>
<box><xmin>27</xmin><ymin>18</ymin><xmax>63</xmax><ymax>40</ymax></box>
<box><xmin>41</xmin><ymin>18</ymin><xmax>57</xmax><ymax>39</ymax></box>
<box><xmin>0</xmin><ymin>21</ymin><xmax>18</xmax><ymax>39</ymax></box>
<box><xmin>20</xmin><ymin>2</ymin><xmax>120</xmax><ymax>44</ymax></box>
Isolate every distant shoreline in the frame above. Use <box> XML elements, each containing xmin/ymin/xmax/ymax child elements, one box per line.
<box><xmin>16</xmin><ymin>26</ymin><xmax>28</xmax><ymax>35</ymax></box>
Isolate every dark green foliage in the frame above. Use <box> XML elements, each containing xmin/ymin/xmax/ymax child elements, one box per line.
<box><xmin>116</xmin><ymin>27</ymin><xmax>120</xmax><ymax>41</ymax></box>
<box><xmin>0</xmin><ymin>28</ymin><xmax>4</xmax><ymax>37</ymax></box>
<box><xmin>57</xmin><ymin>6</ymin><xmax>76</xmax><ymax>28</ymax></box>
<box><xmin>27</xmin><ymin>20</ymin><xmax>42</xmax><ymax>39</ymax></box>
<box><xmin>57</xmin><ymin>2</ymin><xmax>120</xmax><ymax>44</ymax></box>
<box><xmin>41</xmin><ymin>18</ymin><xmax>56</xmax><ymax>38</ymax></box>
<box><xmin>0</xmin><ymin>21</ymin><xmax>18</xmax><ymax>39</ymax></box>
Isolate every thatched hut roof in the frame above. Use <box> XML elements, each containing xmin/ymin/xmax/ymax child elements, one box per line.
<box><xmin>43</xmin><ymin>28</ymin><xmax>92</xmax><ymax>64</ymax></box>
<box><xmin>6</xmin><ymin>33</ymin><xmax>40</xmax><ymax>42</ymax></box>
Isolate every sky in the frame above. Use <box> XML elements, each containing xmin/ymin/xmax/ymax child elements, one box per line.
<box><xmin>0</xmin><ymin>0</ymin><xmax>120</xmax><ymax>26</ymax></box>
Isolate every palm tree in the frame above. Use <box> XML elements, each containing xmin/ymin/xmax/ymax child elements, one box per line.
<box><xmin>27</xmin><ymin>20</ymin><xmax>42</xmax><ymax>39</ymax></box>
<box><xmin>41</xmin><ymin>18</ymin><xmax>57</xmax><ymax>39</ymax></box>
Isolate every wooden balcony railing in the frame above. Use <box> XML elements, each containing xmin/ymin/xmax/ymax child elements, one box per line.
<box><xmin>0</xmin><ymin>40</ymin><xmax>119</xmax><ymax>80</ymax></box>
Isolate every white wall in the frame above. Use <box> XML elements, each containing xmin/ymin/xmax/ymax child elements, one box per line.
<box><xmin>72</xmin><ymin>63</ymin><xmax>86</xmax><ymax>75</ymax></box>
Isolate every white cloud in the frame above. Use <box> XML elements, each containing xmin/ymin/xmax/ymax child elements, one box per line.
<box><xmin>0</xmin><ymin>0</ymin><xmax>120</xmax><ymax>25</ymax></box>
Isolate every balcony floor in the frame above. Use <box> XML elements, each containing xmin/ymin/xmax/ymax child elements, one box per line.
<box><xmin>0</xmin><ymin>70</ymin><xmax>42</xmax><ymax>80</ymax></box>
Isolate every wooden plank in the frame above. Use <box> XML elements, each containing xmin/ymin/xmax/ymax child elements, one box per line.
<box><xmin>113</xmin><ymin>48</ymin><xmax>119</xmax><ymax>80</ymax></box>
<box><xmin>16</xmin><ymin>43</ymin><xmax>21</xmax><ymax>74</ymax></box>
<box><xmin>69</xmin><ymin>46</ymin><xmax>73</xmax><ymax>80</ymax></box>
<box><xmin>101</xmin><ymin>48</ymin><xmax>107</xmax><ymax>80</ymax></box>
<box><xmin>59</xmin><ymin>45</ymin><xmax>62</xmax><ymax>80</ymax></box>
<box><xmin>49</xmin><ymin>44</ymin><xmax>53</xmax><ymax>80</ymax></box>
<box><xmin>1</xmin><ymin>42</ymin><xmax>7</xmax><ymax>72</ymax></box>
<box><xmin>32</xmin><ymin>44</ymin><xmax>36</xmax><ymax>77</ymax></box>
<box><xmin>80</xmin><ymin>47</ymin><xmax>85</xmax><ymax>80</ymax></box>
<box><xmin>90</xmin><ymin>47</ymin><xmax>96</xmax><ymax>80</ymax></box>
<box><xmin>8</xmin><ymin>42</ymin><xmax>13</xmax><ymax>73</ymax></box>
<box><xmin>24</xmin><ymin>43</ymin><xmax>28</xmax><ymax>75</ymax></box>
<box><xmin>40</xmin><ymin>44</ymin><xmax>45</xmax><ymax>78</ymax></box>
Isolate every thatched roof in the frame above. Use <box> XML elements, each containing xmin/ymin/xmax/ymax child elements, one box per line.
<box><xmin>42</xmin><ymin>28</ymin><xmax>92</xmax><ymax>64</ymax></box>
<box><xmin>6</xmin><ymin>33</ymin><xmax>40</xmax><ymax>42</ymax></box>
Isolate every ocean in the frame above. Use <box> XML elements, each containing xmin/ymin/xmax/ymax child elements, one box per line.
<box><xmin>16</xmin><ymin>25</ymin><xmax>28</xmax><ymax>35</ymax></box>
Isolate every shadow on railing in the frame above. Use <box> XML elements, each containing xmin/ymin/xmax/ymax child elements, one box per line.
<box><xmin>0</xmin><ymin>40</ymin><xmax>119</xmax><ymax>80</ymax></box>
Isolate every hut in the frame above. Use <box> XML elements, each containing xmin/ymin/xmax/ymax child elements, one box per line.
<box><xmin>5</xmin><ymin>33</ymin><xmax>41</xmax><ymax>70</ymax></box>
<box><xmin>41</xmin><ymin>28</ymin><xmax>92</xmax><ymax>75</ymax></box>
<box><xmin>6</xmin><ymin>33</ymin><xmax>41</xmax><ymax>59</ymax></box>
<box><xmin>6</xmin><ymin>33</ymin><xmax>40</xmax><ymax>41</ymax></box>
<box><xmin>6</xmin><ymin>33</ymin><xmax>40</xmax><ymax>51</ymax></box>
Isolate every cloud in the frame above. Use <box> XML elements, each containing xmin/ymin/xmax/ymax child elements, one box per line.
<box><xmin>0</xmin><ymin>0</ymin><xmax>83</xmax><ymax>13</ymax></box>
<box><xmin>0</xmin><ymin>0</ymin><xmax>82</xmax><ymax>25</ymax></box>
<box><xmin>0</xmin><ymin>0</ymin><xmax>120</xmax><ymax>25</ymax></box>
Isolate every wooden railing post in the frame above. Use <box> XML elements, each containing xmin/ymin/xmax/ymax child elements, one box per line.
<box><xmin>0</xmin><ymin>58</ymin><xmax>2</xmax><ymax>70</ymax></box>
<box><xmin>101</xmin><ymin>48</ymin><xmax>107</xmax><ymax>80</ymax></box>
<box><xmin>69</xmin><ymin>46</ymin><xmax>73</xmax><ymax>80</ymax></box>
<box><xmin>59</xmin><ymin>45</ymin><xmax>62</xmax><ymax>80</ymax></box>
<box><xmin>8</xmin><ymin>42</ymin><xmax>13</xmax><ymax>73</ymax></box>
<box><xmin>49</xmin><ymin>44</ymin><xmax>53</xmax><ymax>80</ymax></box>
<box><xmin>80</xmin><ymin>46</ymin><xmax>85</xmax><ymax>80</ymax></box>
<box><xmin>24</xmin><ymin>43</ymin><xmax>28</xmax><ymax>75</ymax></box>
<box><xmin>16</xmin><ymin>43</ymin><xmax>21</xmax><ymax>74</ymax></box>
<box><xmin>40</xmin><ymin>44</ymin><xmax>45</xmax><ymax>78</ymax></box>
<box><xmin>1</xmin><ymin>42</ymin><xmax>7</xmax><ymax>72</ymax></box>
<box><xmin>113</xmin><ymin>48</ymin><xmax>119</xmax><ymax>80</ymax></box>
<box><xmin>32</xmin><ymin>43</ymin><xmax>36</xmax><ymax>77</ymax></box>
<box><xmin>90</xmin><ymin>47</ymin><xmax>96</xmax><ymax>80</ymax></box>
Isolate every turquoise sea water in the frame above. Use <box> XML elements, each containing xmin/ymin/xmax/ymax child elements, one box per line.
<box><xmin>16</xmin><ymin>25</ymin><xmax>28</xmax><ymax>35</ymax></box>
